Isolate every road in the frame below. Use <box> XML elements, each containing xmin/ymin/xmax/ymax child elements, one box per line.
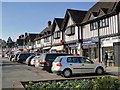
<box><xmin>1</xmin><ymin>57</ymin><xmax>111</xmax><ymax>89</ymax></box>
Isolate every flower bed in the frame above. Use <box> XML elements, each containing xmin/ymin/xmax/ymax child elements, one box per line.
<box><xmin>24</xmin><ymin>76</ymin><xmax>120</xmax><ymax>90</ymax></box>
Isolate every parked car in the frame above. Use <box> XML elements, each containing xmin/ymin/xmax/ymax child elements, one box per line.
<box><xmin>17</xmin><ymin>53</ymin><xmax>35</xmax><ymax>63</ymax></box>
<box><xmin>12</xmin><ymin>53</ymin><xmax>20</xmax><ymax>62</ymax></box>
<box><xmin>34</xmin><ymin>56</ymin><xmax>42</xmax><ymax>67</ymax></box>
<box><xmin>9</xmin><ymin>54</ymin><xmax>15</xmax><ymax>61</ymax></box>
<box><xmin>30</xmin><ymin>56</ymin><xmax>41</xmax><ymax>66</ymax></box>
<box><xmin>39</xmin><ymin>53</ymin><xmax>72</xmax><ymax>72</ymax></box>
<box><xmin>26</xmin><ymin>55</ymin><xmax>35</xmax><ymax>65</ymax></box>
<box><xmin>52</xmin><ymin>56</ymin><xmax>106</xmax><ymax>77</ymax></box>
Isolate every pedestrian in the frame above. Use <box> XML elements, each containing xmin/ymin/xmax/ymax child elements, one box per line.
<box><xmin>104</xmin><ymin>51</ymin><xmax>108</xmax><ymax>67</ymax></box>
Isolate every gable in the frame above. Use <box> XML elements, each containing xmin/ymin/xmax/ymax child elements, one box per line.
<box><xmin>88</xmin><ymin>14</ymin><xmax>95</xmax><ymax>20</ymax></box>
<box><xmin>55</xmin><ymin>24</ymin><xmax>59</xmax><ymax>32</ymax></box>
<box><xmin>66</xmin><ymin>16</ymin><xmax>74</xmax><ymax>27</ymax></box>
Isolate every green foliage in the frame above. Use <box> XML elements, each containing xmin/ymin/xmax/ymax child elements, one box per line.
<box><xmin>25</xmin><ymin>76</ymin><xmax>120</xmax><ymax>90</ymax></box>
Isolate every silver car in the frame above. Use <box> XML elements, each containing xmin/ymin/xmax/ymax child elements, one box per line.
<box><xmin>52</xmin><ymin>56</ymin><xmax>106</xmax><ymax>77</ymax></box>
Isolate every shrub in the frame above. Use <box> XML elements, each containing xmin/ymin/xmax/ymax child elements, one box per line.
<box><xmin>25</xmin><ymin>76</ymin><xmax>120</xmax><ymax>90</ymax></box>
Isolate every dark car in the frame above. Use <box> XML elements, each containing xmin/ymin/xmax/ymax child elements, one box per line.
<box><xmin>17</xmin><ymin>53</ymin><xmax>35</xmax><ymax>63</ymax></box>
<box><xmin>39</xmin><ymin>53</ymin><xmax>72</xmax><ymax>73</ymax></box>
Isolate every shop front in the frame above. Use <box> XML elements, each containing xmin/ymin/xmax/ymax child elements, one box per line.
<box><xmin>82</xmin><ymin>41</ymin><xmax>98</xmax><ymax>61</ymax></box>
<box><xmin>42</xmin><ymin>47</ymin><xmax>51</xmax><ymax>53</ymax></box>
<box><xmin>65</xmin><ymin>43</ymin><xmax>79</xmax><ymax>54</ymax></box>
<box><xmin>50</xmin><ymin>45</ymin><xmax>64</xmax><ymax>53</ymax></box>
<box><xmin>101</xmin><ymin>36</ymin><xmax>120</xmax><ymax>66</ymax></box>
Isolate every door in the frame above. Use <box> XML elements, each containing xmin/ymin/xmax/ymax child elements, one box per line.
<box><xmin>80</xmin><ymin>57</ymin><xmax>95</xmax><ymax>73</ymax></box>
<box><xmin>67</xmin><ymin>57</ymin><xmax>81</xmax><ymax>74</ymax></box>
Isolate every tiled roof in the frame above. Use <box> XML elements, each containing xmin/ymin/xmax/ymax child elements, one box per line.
<box><xmin>82</xmin><ymin>1</ymin><xmax>118</xmax><ymax>23</ymax></box>
<box><xmin>51</xmin><ymin>18</ymin><xmax>64</xmax><ymax>33</ymax></box>
<box><xmin>62</xmin><ymin>9</ymin><xmax>87</xmax><ymax>29</ymax></box>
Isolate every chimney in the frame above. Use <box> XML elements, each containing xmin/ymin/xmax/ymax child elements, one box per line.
<box><xmin>48</xmin><ymin>21</ymin><xmax>51</xmax><ymax>27</ymax></box>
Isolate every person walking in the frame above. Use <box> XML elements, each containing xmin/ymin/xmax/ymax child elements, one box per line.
<box><xmin>104</xmin><ymin>52</ymin><xmax>108</xmax><ymax>67</ymax></box>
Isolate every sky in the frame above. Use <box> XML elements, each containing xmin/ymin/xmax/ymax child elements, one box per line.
<box><xmin>2</xmin><ymin>2</ymin><xmax>96</xmax><ymax>41</ymax></box>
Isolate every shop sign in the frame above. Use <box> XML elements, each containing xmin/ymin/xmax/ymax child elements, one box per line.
<box><xmin>83</xmin><ymin>41</ymin><xmax>96</xmax><ymax>45</ymax></box>
<box><xmin>91</xmin><ymin>37</ymin><xmax>99</xmax><ymax>43</ymax></box>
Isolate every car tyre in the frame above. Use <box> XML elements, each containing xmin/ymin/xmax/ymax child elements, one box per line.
<box><xmin>96</xmin><ymin>67</ymin><xmax>104</xmax><ymax>75</ymax></box>
<box><xmin>63</xmin><ymin>69</ymin><xmax>72</xmax><ymax>78</ymax></box>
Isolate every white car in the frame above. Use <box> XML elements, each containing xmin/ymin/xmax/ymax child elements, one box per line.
<box><xmin>52</xmin><ymin>56</ymin><xmax>106</xmax><ymax>77</ymax></box>
<box><xmin>30</xmin><ymin>56</ymin><xmax>41</xmax><ymax>66</ymax></box>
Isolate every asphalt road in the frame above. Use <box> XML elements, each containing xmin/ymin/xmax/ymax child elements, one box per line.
<box><xmin>1</xmin><ymin>57</ymin><xmax>111</xmax><ymax>89</ymax></box>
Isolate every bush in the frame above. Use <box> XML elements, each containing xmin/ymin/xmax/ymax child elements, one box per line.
<box><xmin>25</xmin><ymin>76</ymin><xmax>120</xmax><ymax>90</ymax></box>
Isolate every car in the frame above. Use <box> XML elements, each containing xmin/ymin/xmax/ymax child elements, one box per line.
<box><xmin>12</xmin><ymin>53</ymin><xmax>20</xmax><ymax>62</ymax></box>
<box><xmin>52</xmin><ymin>56</ymin><xmax>106</xmax><ymax>77</ymax></box>
<box><xmin>17</xmin><ymin>53</ymin><xmax>35</xmax><ymax>63</ymax></box>
<box><xmin>34</xmin><ymin>56</ymin><xmax>42</xmax><ymax>67</ymax></box>
<box><xmin>30</xmin><ymin>56</ymin><xmax>41</xmax><ymax>66</ymax></box>
<box><xmin>39</xmin><ymin>53</ymin><xmax>72</xmax><ymax>73</ymax></box>
<box><xmin>9</xmin><ymin>54</ymin><xmax>15</xmax><ymax>61</ymax></box>
<box><xmin>25</xmin><ymin>55</ymin><xmax>35</xmax><ymax>65</ymax></box>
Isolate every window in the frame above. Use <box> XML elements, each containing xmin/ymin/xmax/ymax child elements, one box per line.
<box><xmin>80</xmin><ymin>57</ymin><xmax>94</xmax><ymax>64</ymax></box>
<box><xmin>37</xmin><ymin>40</ymin><xmax>40</xmax><ymax>44</ymax></box>
<box><xmin>53</xmin><ymin>31</ymin><xmax>60</xmax><ymax>39</ymax></box>
<box><xmin>90</xmin><ymin>22</ymin><xmax>98</xmax><ymax>30</ymax></box>
<box><xmin>99</xmin><ymin>18</ymin><xmax>109</xmax><ymax>28</ymax></box>
<box><xmin>44</xmin><ymin>37</ymin><xmax>49</xmax><ymax>42</ymax></box>
<box><xmin>67</xmin><ymin>57</ymin><xmax>81</xmax><ymax>63</ymax></box>
<box><xmin>66</xmin><ymin>26</ymin><xmax>75</xmax><ymax>36</ymax></box>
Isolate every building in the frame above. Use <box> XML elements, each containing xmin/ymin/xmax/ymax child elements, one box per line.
<box><xmin>61</xmin><ymin>9</ymin><xmax>87</xmax><ymax>55</ymax></box>
<box><xmin>50</xmin><ymin>18</ymin><xmax>64</xmax><ymax>53</ymax></box>
<box><xmin>81</xmin><ymin>1</ymin><xmax>120</xmax><ymax>66</ymax></box>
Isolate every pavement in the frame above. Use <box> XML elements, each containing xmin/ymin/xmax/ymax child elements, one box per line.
<box><xmin>106</xmin><ymin>66</ymin><xmax>120</xmax><ymax>76</ymax></box>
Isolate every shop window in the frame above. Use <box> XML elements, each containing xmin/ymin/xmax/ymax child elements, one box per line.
<box><xmin>66</xmin><ymin>26</ymin><xmax>75</xmax><ymax>36</ymax></box>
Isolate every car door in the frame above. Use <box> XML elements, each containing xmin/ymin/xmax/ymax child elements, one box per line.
<box><xmin>80</xmin><ymin>57</ymin><xmax>95</xmax><ymax>73</ymax></box>
<box><xmin>67</xmin><ymin>57</ymin><xmax>82</xmax><ymax>74</ymax></box>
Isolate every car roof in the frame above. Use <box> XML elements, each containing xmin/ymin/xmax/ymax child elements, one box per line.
<box><xmin>58</xmin><ymin>56</ymin><xmax>85</xmax><ymax>58</ymax></box>
<box><xmin>44</xmin><ymin>53</ymin><xmax>71</xmax><ymax>55</ymax></box>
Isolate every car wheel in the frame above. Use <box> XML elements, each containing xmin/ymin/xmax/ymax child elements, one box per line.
<box><xmin>96</xmin><ymin>67</ymin><xmax>104</xmax><ymax>75</ymax></box>
<box><xmin>63</xmin><ymin>69</ymin><xmax>72</xmax><ymax>78</ymax></box>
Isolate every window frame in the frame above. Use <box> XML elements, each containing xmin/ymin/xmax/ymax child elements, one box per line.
<box><xmin>66</xmin><ymin>26</ymin><xmax>75</xmax><ymax>36</ymax></box>
<box><xmin>53</xmin><ymin>31</ymin><xmax>61</xmax><ymax>39</ymax></box>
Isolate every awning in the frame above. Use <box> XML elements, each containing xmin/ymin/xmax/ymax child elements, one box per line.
<box><xmin>43</xmin><ymin>47</ymin><xmax>51</xmax><ymax>50</ymax></box>
<box><xmin>51</xmin><ymin>45</ymin><xmax>64</xmax><ymax>51</ymax></box>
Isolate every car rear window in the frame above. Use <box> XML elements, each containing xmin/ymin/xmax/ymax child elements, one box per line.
<box><xmin>45</xmin><ymin>54</ymin><xmax>72</xmax><ymax>61</ymax></box>
<box><xmin>54</xmin><ymin>57</ymin><xmax>62</xmax><ymax>62</ymax></box>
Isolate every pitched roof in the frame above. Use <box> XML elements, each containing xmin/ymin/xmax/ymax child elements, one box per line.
<box><xmin>40</xmin><ymin>25</ymin><xmax>52</xmax><ymax>37</ymax></box>
<box><xmin>82</xmin><ymin>1</ymin><xmax>118</xmax><ymax>23</ymax></box>
<box><xmin>55</xmin><ymin>18</ymin><xmax>64</xmax><ymax>29</ymax></box>
<box><xmin>51</xmin><ymin>18</ymin><xmax>64</xmax><ymax>33</ymax></box>
<box><xmin>61</xmin><ymin>9</ymin><xmax>87</xmax><ymax>29</ymax></box>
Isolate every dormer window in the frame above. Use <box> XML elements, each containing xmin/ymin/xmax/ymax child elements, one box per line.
<box><xmin>66</xmin><ymin>26</ymin><xmax>75</xmax><ymax>36</ymax></box>
<box><xmin>54</xmin><ymin>31</ymin><xmax>60</xmax><ymax>39</ymax></box>
<box><xmin>90</xmin><ymin>22</ymin><xmax>98</xmax><ymax>30</ymax></box>
<box><xmin>99</xmin><ymin>18</ymin><xmax>109</xmax><ymax>28</ymax></box>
